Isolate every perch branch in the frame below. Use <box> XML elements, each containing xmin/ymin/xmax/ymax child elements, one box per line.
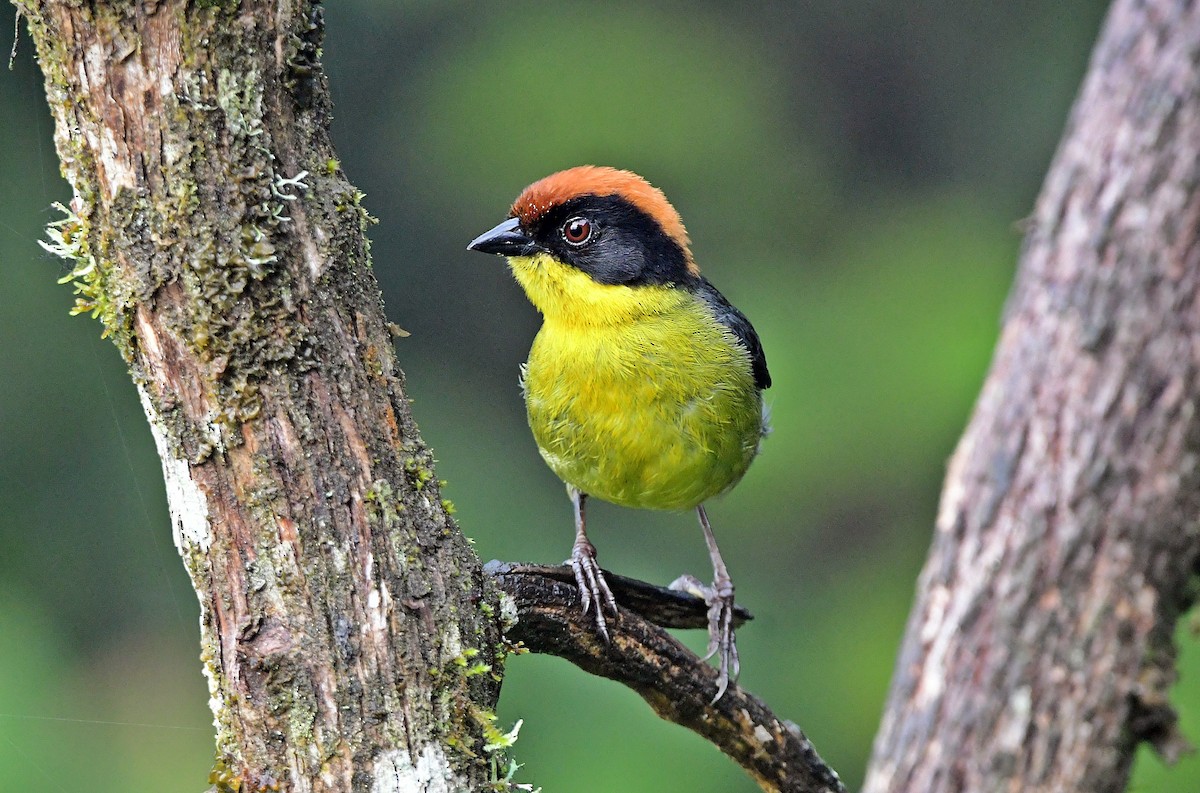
<box><xmin>486</xmin><ymin>562</ymin><xmax>846</xmax><ymax>793</ymax></box>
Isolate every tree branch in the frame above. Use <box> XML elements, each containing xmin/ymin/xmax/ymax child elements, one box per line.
<box><xmin>487</xmin><ymin>562</ymin><xmax>846</xmax><ymax>793</ymax></box>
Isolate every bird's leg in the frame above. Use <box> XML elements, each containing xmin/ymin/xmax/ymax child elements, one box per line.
<box><xmin>671</xmin><ymin>505</ymin><xmax>739</xmax><ymax>702</ymax></box>
<box><xmin>566</xmin><ymin>488</ymin><xmax>618</xmax><ymax>641</ymax></box>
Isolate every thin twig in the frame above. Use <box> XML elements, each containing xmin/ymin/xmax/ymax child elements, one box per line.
<box><xmin>486</xmin><ymin>561</ymin><xmax>846</xmax><ymax>793</ymax></box>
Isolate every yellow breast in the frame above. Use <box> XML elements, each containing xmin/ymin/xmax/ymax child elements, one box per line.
<box><xmin>509</xmin><ymin>253</ymin><xmax>763</xmax><ymax>510</ymax></box>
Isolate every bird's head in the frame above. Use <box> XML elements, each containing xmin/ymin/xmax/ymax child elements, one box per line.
<box><xmin>468</xmin><ymin>166</ymin><xmax>700</xmax><ymax>324</ymax></box>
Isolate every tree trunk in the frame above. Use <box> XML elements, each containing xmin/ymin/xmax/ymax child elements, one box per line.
<box><xmin>16</xmin><ymin>2</ymin><xmax>504</xmax><ymax>790</ymax></box>
<box><xmin>865</xmin><ymin>1</ymin><xmax>1200</xmax><ymax>790</ymax></box>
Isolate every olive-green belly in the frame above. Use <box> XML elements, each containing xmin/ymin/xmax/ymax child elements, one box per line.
<box><xmin>522</xmin><ymin>309</ymin><xmax>763</xmax><ymax>511</ymax></box>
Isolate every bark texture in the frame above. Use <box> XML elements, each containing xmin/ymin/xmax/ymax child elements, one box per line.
<box><xmin>16</xmin><ymin>2</ymin><xmax>503</xmax><ymax>790</ymax></box>
<box><xmin>865</xmin><ymin>1</ymin><xmax>1200</xmax><ymax>791</ymax></box>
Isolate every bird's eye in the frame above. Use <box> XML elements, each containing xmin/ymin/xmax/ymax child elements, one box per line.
<box><xmin>561</xmin><ymin>217</ymin><xmax>593</xmax><ymax>246</ymax></box>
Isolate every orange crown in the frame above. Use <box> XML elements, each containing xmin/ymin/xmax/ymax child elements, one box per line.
<box><xmin>510</xmin><ymin>166</ymin><xmax>697</xmax><ymax>273</ymax></box>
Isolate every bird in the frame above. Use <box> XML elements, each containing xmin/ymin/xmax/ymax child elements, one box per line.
<box><xmin>467</xmin><ymin>166</ymin><xmax>770</xmax><ymax>699</ymax></box>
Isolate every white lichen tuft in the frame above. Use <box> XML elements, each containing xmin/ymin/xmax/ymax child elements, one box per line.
<box><xmin>372</xmin><ymin>744</ymin><xmax>465</xmax><ymax>793</ymax></box>
<box><xmin>441</xmin><ymin>622</ymin><xmax>463</xmax><ymax>661</ymax></box>
<box><xmin>137</xmin><ymin>384</ymin><xmax>213</xmax><ymax>552</ymax></box>
<box><xmin>216</xmin><ymin>66</ymin><xmax>265</xmax><ymax>139</ymax></box>
<box><xmin>497</xmin><ymin>591</ymin><xmax>520</xmax><ymax>632</ymax></box>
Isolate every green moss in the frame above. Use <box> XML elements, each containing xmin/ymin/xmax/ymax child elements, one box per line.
<box><xmin>431</xmin><ymin>619</ymin><xmax>525</xmax><ymax>785</ymax></box>
<box><xmin>208</xmin><ymin>756</ymin><xmax>242</xmax><ymax>792</ymax></box>
<box><xmin>43</xmin><ymin>202</ymin><xmax>109</xmax><ymax>322</ymax></box>
<box><xmin>208</xmin><ymin>756</ymin><xmax>283</xmax><ymax>793</ymax></box>
<box><xmin>286</xmin><ymin>681</ymin><xmax>318</xmax><ymax>743</ymax></box>
<box><xmin>364</xmin><ymin>479</ymin><xmax>406</xmax><ymax>529</ymax></box>
<box><xmin>39</xmin><ymin>194</ymin><xmax>137</xmax><ymax>364</ymax></box>
<box><xmin>449</xmin><ymin>647</ymin><xmax>491</xmax><ymax>678</ymax></box>
<box><xmin>403</xmin><ymin>454</ymin><xmax>436</xmax><ymax>491</ymax></box>
<box><xmin>472</xmin><ymin>707</ymin><xmax>538</xmax><ymax>792</ymax></box>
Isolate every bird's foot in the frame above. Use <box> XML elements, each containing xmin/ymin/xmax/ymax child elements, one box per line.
<box><xmin>670</xmin><ymin>573</ymin><xmax>740</xmax><ymax>703</ymax></box>
<box><xmin>567</xmin><ymin>539</ymin><xmax>618</xmax><ymax>641</ymax></box>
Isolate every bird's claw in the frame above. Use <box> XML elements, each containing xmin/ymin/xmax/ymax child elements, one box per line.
<box><xmin>706</xmin><ymin>587</ymin><xmax>740</xmax><ymax>703</ymax></box>
<box><xmin>670</xmin><ymin>573</ymin><xmax>740</xmax><ymax>703</ymax></box>
<box><xmin>567</xmin><ymin>541</ymin><xmax>618</xmax><ymax>641</ymax></box>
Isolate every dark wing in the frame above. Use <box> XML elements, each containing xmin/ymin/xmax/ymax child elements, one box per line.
<box><xmin>693</xmin><ymin>277</ymin><xmax>772</xmax><ymax>390</ymax></box>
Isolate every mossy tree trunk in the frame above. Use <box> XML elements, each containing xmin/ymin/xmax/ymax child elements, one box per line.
<box><xmin>865</xmin><ymin>1</ymin><xmax>1200</xmax><ymax>790</ymax></box>
<box><xmin>15</xmin><ymin>1</ymin><xmax>505</xmax><ymax>790</ymax></box>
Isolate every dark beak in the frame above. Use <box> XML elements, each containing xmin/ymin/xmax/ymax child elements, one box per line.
<box><xmin>467</xmin><ymin>217</ymin><xmax>537</xmax><ymax>256</ymax></box>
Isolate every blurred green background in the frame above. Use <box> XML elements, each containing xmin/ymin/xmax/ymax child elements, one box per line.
<box><xmin>2</xmin><ymin>1</ymin><xmax>1197</xmax><ymax>791</ymax></box>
